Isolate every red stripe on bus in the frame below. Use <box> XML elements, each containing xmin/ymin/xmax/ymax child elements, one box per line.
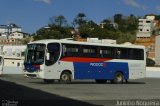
<box><xmin>60</xmin><ymin>57</ymin><xmax>112</xmax><ymax>62</ymax></box>
<box><xmin>33</xmin><ymin>64</ymin><xmax>40</xmax><ymax>68</ymax></box>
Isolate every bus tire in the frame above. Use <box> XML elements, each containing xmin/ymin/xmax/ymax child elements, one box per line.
<box><xmin>60</xmin><ymin>72</ymin><xmax>71</xmax><ymax>84</ymax></box>
<box><xmin>43</xmin><ymin>79</ymin><xmax>54</xmax><ymax>84</ymax></box>
<box><xmin>112</xmin><ymin>72</ymin><xmax>124</xmax><ymax>84</ymax></box>
<box><xmin>125</xmin><ymin>80</ymin><xmax>128</xmax><ymax>83</ymax></box>
<box><xmin>95</xmin><ymin>80</ymin><xmax>106</xmax><ymax>83</ymax></box>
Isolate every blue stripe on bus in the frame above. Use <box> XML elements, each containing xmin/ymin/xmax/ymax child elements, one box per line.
<box><xmin>24</xmin><ymin>65</ymin><xmax>40</xmax><ymax>72</ymax></box>
<box><xmin>73</xmin><ymin>62</ymin><xmax>129</xmax><ymax>80</ymax></box>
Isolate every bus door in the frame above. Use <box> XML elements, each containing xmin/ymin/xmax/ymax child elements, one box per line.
<box><xmin>45</xmin><ymin>43</ymin><xmax>60</xmax><ymax>79</ymax></box>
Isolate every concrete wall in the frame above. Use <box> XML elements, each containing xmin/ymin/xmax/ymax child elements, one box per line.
<box><xmin>155</xmin><ymin>35</ymin><xmax>160</xmax><ymax>65</ymax></box>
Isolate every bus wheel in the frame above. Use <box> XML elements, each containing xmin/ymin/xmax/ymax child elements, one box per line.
<box><xmin>95</xmin><ymin>80</ymin><xmax>106</xmax><ymax>83</ymax></box>
<box><xmin>125</xmin><ymin>80</ymin><xmax>128</xmax><ymax>83</ymax></box>
<box><xmin>112</xmin><ymin>72</ymin><xmax>124</xmax><ymax>84</ymax></box>
<box><xmin>43</xmin><ymin>79</ymin><xmax>54</xmax><ymax>84</ymax></box>
<box><xmin>60</xmin><ymin>72</ymin><xmax>71</xmax><ymax>84</ymax></box>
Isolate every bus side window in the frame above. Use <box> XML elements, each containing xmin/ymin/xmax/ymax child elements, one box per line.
<box><xmin>62</xmin><ymin>44</ymin><xmax>80</xmax><ymax>57</ymax></box>
<box><xmin>128</xmin><ymin>49</ymin><xmax>144</xmax><ymax>60</ymax></box>
<box><xmin>100</xmin><ymin>47</ymin><xmax>112</xmax><ymax>58</ymax></box>
<box><xmin>100</xmin><ymin>50</ymin><xmax>103</xmax><ymax>57</ymax></box>
<box><xmin>82</xmin><ymin>46</ymin><xmax>97</xmax><ymax>58</ymax></box>
<box><xmin>62</xmin><ymin>45</ymin><xmax>66</xmax><ymax>56</ymax></box>
<box><xmin>111</xmin><ymin>48</ymin><xmax>117</xmax><ymax>59</ymax></box>
<box><xmin>116</xmin><ymin>50</ymin><xmax>121</xmax><ymax>59</ymax></box>
<box><xmin>45</xmin><ymin>43</ymin><xmax>60</xmax><ymax>66</ymax></box>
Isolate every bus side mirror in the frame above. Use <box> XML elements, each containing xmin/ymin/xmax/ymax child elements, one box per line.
<box><xmin>100</xmin><ymin>50</ymin><xmax>102</xmax><ymax>54</ymax></box>
<box><xmin>46</xmin><ymin>53</ymin><xmax>50</xmax><ymax>60</ymax></box>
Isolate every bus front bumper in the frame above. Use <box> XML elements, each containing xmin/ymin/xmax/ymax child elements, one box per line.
<box><xmin>24</xmin><ymin>71</ymin><xmax>40</xmax><ymax>79</ymax></box>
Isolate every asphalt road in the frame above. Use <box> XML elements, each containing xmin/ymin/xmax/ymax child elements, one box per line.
<box><xmin>0</xmin><ymin>74</ymin><xmax>160</xmax><ymax>106</ymax></box>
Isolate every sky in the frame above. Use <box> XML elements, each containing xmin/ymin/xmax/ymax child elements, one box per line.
<box><xmin>0</xmin><ymin>0</ymin><xmax>160</xmax><ymax>34</ymax></box>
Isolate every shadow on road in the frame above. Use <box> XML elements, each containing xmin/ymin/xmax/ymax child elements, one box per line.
<box><xmin>0</xmin><ymin>79</ymin><xmax>96</xmax><ymax>106</ymax></box>
<box><xmin>29</xmin><ymin>80</ymin><xmax>146</xmax><ymax>85</ymax></box>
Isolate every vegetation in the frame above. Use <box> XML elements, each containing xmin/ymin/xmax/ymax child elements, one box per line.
<box><xmin>33</xmin><ymin>13</ymin><xmax>139</xmax><ymax>44</ymax></box>
<box><xmin>146</xmin><ymin>58</ymin><xmax>156</xmax><ymax>66</ymax></box>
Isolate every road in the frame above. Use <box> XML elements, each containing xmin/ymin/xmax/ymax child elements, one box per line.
<box><xmin>0</xmin><ymin>74</ymin><xmax>160</xmax><ymax>106</ymax></box>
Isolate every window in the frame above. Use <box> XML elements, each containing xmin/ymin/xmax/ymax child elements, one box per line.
<box><xmin>139</xmin><ymin>29</ymin><xmax>142</xmax><ymax>31</ymax></box>
<box><xmin>45</xmin><ymin>43</ymin><xmax>60</xmax><ymax>66</ymax></box>
<box><xmin>100</xmin><ymin>47</ymin><xmax>112</xmax><ymax>58</ymax></box>
<box><xmin>128</xmin><ymin>49</ymin><xmax>144</xmax><ymax>60</ymax></box>
<box><xmin>82</xmin><ymin>45</ymin><xmax>98</xmax><ymax>57</ymax></box>
<box><xmin>24</xmin><ymin>44</ymin><xmax>46</xmax><ymax>65</ymax></box>
<box><xmin>147</xmin><ymin>29</ymin><xmax>150</xmax><ymax>32</ymax></box>
<box><xmin>115</xmin><ymin>48</ymin><xmax>129</xmax><ymax>59</ymax></box>
<box><xmin>146</xmin><ymin>21</ymin><xmax>151</xmax><ymax>23</ymax></box>
<box><xmin>62</xmin><ymin>44</ymin><xmax>80</xmax><ymax>57</ymax></box>
<box><xmin>100</xmin><ymin>47</ymin><xmax>144</xmax><ymax>60</ymax></box>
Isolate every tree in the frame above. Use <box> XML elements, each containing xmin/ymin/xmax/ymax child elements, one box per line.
<box><xmin>155</xmin><ymin>15</ymin><xmax>160</xmax><ymax>20</ymax></box>
<box><xmin>73</xmin><ymin>13</ymin><xmax>87</xmax><ymax>27</ymax></box>
<box><xmin>33</xmin><ymin>13</ymin><xmax>139</xmax><ymax>44</ymax></box>
<box><xmin>34</xmin><ymin>15</ymin><xmax>72</xmax><ymax>40</ymax></box>
<box><xmin>126</xmin><ymin>14</ymin><xmax>138</xmax><ymax>31</ymax></box>
<box><xmin>49</xmin><ymin>15</ymin><xmax>67</xmax><ymax>27</ymax></box>
<box><xmin>78</xmin><ymin>20</ymin><xmax>101</xmax><ymax>38</ymax></box>
<box><xmin>101</xmin><ymin>19</ymin><xmax>117</xmax><ymax>30</ymax></box>
<box><xmin>114</xmin><ymin>14</ymin><xmax>123</xmax><ymax>24</ymax></box>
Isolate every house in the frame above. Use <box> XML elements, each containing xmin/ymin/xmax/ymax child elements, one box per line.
<box><xmin>0</xmin><ymin>23</ymin><xmax>22</xmax><ymax>39</ymax></box>
<box><xmin>0</xmin><ymin>23</ymin><xmax>30</xmax><ymax>45</ymax></box>
<box><xmin>136</xmin><ymin>16</ymin><xmax>156</xmax><ymax>38</ymax></box>
<box><xmin>9</xmin><ymin>31</ymin><xmax>24</xmax><ymax>39</ymax></box>
<box><xmin>135</xmin><ymin>15</ymin><xmax>157</xmax><ymax>59</ymax></box>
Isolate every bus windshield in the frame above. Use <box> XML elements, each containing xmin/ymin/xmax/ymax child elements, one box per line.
<box><xmin>24</xmin><ymin>44</ymin><xmax>46</xmax><ymax>65</ymax></box>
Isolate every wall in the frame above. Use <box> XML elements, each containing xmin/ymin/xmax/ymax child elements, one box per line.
<box><xmin>155</xmin><ymin>35</ymin><xmax>160</xmax><ymax>65</ymax></box>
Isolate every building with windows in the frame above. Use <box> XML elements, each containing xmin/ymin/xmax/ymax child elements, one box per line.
<box><xmin>0</xmin><ymin>23</ymin><xmax>30</xmax><ymax>45</ymax></box>
<box><xmin>0</xmin><ymin>23</ymin><xmax>21</xmax><ymax>39</ymax></box>
<box><xmin>9</xmin><ymin>31</ymin><xmax>24</xmax><ymax>39</ymax></box>
<box><xmin>135</xmin><ymin>15</ymin><xmax>157</xmax><ymax>59</ymax></box>
<box><xmin>136</xmin><ymin>16</ymin><xmax>156</xmax><ymax>38</ymax></box>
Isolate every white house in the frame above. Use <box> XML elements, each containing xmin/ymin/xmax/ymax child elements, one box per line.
<box><xmin>9</xmin><ymin>31</ymin><xmax>24</xmax><ymax>39</ymax></box>
<box><xmin>0</xmin><ymin>23</ymin><xmax>22</xmax><ymax>38</ymax></box>
<box><xmin>136</xmin><ymin>16</ymin><xmax>156</xmax><ymax>38</ymax></box>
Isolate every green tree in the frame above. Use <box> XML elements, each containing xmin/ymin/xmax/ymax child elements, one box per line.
<box><xmin>49</xmin><ymin>15</ymin><xmax>67</xmax><ymax>27</ymax></box>
<box><xmin>34</xmin><ymin>15</ymin><xmax>72</xmax><ymax>40</ymax></box>
<box><xmin>33</xmin><ymin>13</ymin><xmax>138</xmax><ymax>44</ymax></box>
<box><xmin>126</xmin><ymin>14</ymin><xmax>138</xmax><ymax>31</ymax></box>
<box><xmin>73</xmin><ymin>13</ymin><xmax>87</xmax><ymax>27</ymax></box>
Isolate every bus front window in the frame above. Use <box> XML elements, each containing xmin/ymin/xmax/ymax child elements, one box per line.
<box><xmin>45</xmin><ymin>43</ymin><xmax>60</xmax><ymax>66</ymax></box>
<box><xmin>24</xmin><ymin>44</ymin><xmax>46</xmax><ymax>65</ymax></box>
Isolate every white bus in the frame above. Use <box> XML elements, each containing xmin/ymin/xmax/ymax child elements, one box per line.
<box><xmin>24</xmin><ymin>39</ymin><xmax>146</xmax><ymax>84</ymax></box>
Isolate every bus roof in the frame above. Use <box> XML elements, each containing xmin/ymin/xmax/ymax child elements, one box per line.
<box><xmin>28</xmin><ymin>39</ymin><xmax>145</xmax><ymax>49</ymax></box>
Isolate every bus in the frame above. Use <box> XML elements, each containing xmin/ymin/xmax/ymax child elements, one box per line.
<box><xmin>23</xmin><ymin>39</ymin><xmax>146</xmax><ymax>84</ymax></box>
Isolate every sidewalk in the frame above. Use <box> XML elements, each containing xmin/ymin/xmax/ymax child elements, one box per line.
<box><xmin>146</xmin><ymin>67</ymin><xmax>160</xmax><ymax>78</ymax></box>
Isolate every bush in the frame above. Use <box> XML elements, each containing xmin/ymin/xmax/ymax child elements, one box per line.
<box><xmin>146</xmin><ymin>58</ymin><xmax>155</xmax><ymax>66</ymax></box>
